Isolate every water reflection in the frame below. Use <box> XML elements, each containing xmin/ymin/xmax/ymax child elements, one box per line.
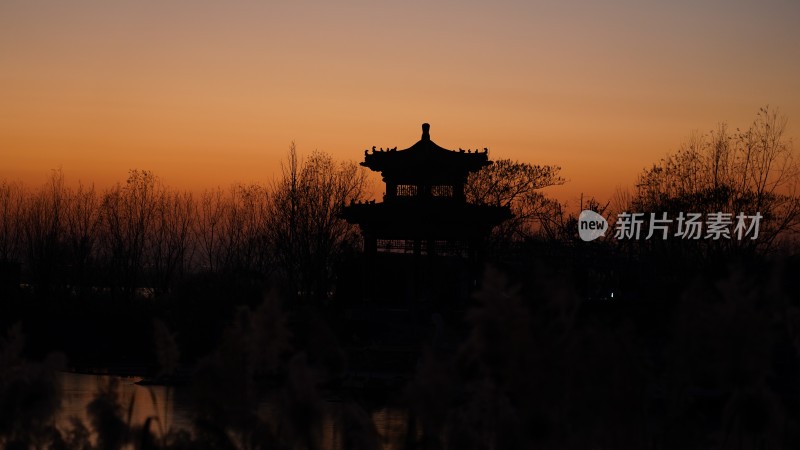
<box><xmin>59</xmin><ymin>372</ymin><xmax>193</xmax><ymax>433</ymax></box>
<box><xmin>58</xmin><ymin>372</ymin><xmax>410</xmax><ymax>450</ymax></box>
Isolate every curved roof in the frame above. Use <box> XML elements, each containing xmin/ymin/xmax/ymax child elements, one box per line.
<box><xmin>361</xmin><ymin>123</ymin><xmax>492</xmax><ymax>176</ymax></box>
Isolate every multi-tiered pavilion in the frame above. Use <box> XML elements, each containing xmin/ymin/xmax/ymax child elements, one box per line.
<box><xmin>343</xmin><ymin>123</ymin><xmax>511</xmax><ymax>303</ymax></box>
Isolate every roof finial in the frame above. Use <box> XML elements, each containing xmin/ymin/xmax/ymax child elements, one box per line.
<box><xmin>421</xmin><ymin>123</ymin><xmax>430</xmax><ymax>141</ymax></box>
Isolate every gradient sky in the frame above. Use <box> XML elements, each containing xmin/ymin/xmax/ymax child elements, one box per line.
<box><xmin>2</xmin><ymin>0</ymin><xmax>799</xmax><ymax>206</ymax></box>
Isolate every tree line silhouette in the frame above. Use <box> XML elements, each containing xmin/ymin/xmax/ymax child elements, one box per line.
<box><xmin>615</xmin><ymin>106</ymin><xmax>800</xmax><ymax>256</ymax></box>
<box><xmin>0</xmin><ymin>144</ymin><xmax>372</xmax><ymax>302</ymax></box>
<box><xmin>0</xmin><ymin>147</ymin><xmax>574</xmax><ymax>303</ymax></box>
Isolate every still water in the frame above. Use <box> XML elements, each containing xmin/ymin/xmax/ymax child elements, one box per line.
<box><xmin>59</xmin><ymin>372</ymin><xmax>192</xmax><ymax>432</ymax></box>
<box><xmin>58</xmin><ymin>372</ymin><xmax>410</xmax><ymax>449</ymax></box>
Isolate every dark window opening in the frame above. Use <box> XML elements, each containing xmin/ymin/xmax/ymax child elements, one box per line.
<box><xmin>431</xmin><ymin>185</ymin><xmax>454</xmax><ymax>197</ymax></box>
<box><xmin>397</xmin><ymin>185</ymin><xmax>418</xmax><ymax>196</ymax></box>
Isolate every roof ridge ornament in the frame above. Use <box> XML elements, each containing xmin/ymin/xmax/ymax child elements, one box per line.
<box><xmin>421</xmin><ymin>123</ymin><xmax>430</xmax><ymax>141</ymax></box>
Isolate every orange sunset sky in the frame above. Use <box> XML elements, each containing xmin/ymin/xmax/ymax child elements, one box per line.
<box><xmin>2</xmin><ymin>0</ymin><xmax>799</xmax><ymax>206</ymax></box>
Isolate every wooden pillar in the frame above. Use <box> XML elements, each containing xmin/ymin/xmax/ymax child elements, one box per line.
<box><xmin>454</xmin><ymin>181</ymin><xmax>465</xmax><ymax>202</ymax></box>
<box><xmin>386</xmin><ymin>182</ymin><xmax>397</xmax><ymax>200</ymax></box>
<box><xmin>364</xmin><ymin>232</ymin><xmax>377</xmax><ymax>301</ymax></box>
<box><xmin>412</xmin><ymin>238</ymin><xmax>424</xmax><ymax>302</ymax></box>
<box><xmin>468</xmin><ymin>237</ymin><xmax>484</xmax><ymax>292</ymax></box>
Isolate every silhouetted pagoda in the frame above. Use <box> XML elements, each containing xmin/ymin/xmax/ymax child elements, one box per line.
<box><xmin>343</xmin><ymin>123</ymin><xmax>511</xmax><ymax>303</ymax></box>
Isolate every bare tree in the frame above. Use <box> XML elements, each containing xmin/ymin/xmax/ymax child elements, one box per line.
<box><xmin>224</xmin><ymin>183</ymin><xmax>271</xmax><ymax>275</ymax></box>
<box><xmin>195</xmin><ymin>187</ymin><xmax>227</xmax><ymax>273</ymax></box>
<box><xmin>634</xmin><ymin>106</ymin><xmax>800</xmax><ymax>253</ymax></box>
<box><xmin>195</xmin><ymin>182</ymin><xmax>273</xmax><ymax>275</ymax></box>
<box><xmin>99</xmin><ymin>170</ymin><xmax>160</xmax><ymax>296</ymax></box>
<box><xmin>21</xmin><ymin>170</ymin><xmax>68</xmax><ymax>292</ymax></box>
<box><xmin>268</xmin><ymin>143</ymin><xmax>369</xmax><ymax>301</ymax></box>
<box><xmin>149</xmin><ymin>188</ymin><xmax>195</xmax><ymax>293</ymax></box>
<box><xmin>64</xmin><ymin>182</ymin><xmax>100</xmax><ymax>293</ymax></box>
<box><xmin>0</xmin><ymin>180</ymin><xmax>25</xmax><ymax>291</ymax></box>
<box><xmin>0</xmin><ymin>180</ymin><xmax>25</xmax><ymax>264</ymax></box>
<box><xmin>466</xmin><ymin>159</ymin><xmax>566</xmax><ymax>243</ymax></box>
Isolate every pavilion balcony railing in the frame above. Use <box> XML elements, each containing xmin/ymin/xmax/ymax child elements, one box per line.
<box><xmin>376</xmin><ymin>239</ymin><xmax>471</xmax><ymax>257</ymax></box>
